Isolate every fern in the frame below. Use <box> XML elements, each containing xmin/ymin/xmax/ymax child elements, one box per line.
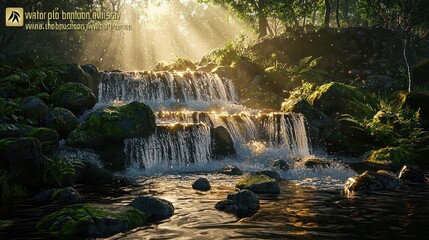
<box><xmin>42</xmin><ymin>157</ymin><xmax>78</xmax><ymax>187</ymax></box>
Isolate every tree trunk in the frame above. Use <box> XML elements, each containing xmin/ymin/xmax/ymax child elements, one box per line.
<box><xmin>311</xmin><ymin>10</ymin><xmax>317</xmax><ymax>26</ymax></box>
<box><xmin>258</xmin><ymin>15</ymin><xmax>268</xmax><ymax>38</ymax></box>
<box><xmin>403</xmin><ymin>37</ymin><xmax>414</xmax><ymax>92</ymax></box>
<box><xmin>336</xmin><ymin>0</ymin><xmax>340</xmax><ymax>28</ymax></box>
<box><xmin>324</xmin><ymin>0</ymin><xmax>331</xmax><ymax>27</ymax></box>
<box><xmin>345</xmin><ymin>0</ymin><xmax>350</xmax><ymax>26</ymax></box>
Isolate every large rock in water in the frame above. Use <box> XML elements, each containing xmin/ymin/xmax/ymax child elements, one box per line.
<box><xmin>36</xmin><ymin>204</ymin><xmax>147</xmax><ymax>238</ymax></box>
<box><xmin>32</xmin><ymin>187</ymin><xmax>82</xmax><ymax>205</ymax></box>
<box><xmin>44</xmin><ymin>107</ymin><xmax>79</xmax><ymax>139</ymax></box>
<box><xmin>345</xmin><ymin>170</ymin><xmax>402</xmax><ymax>192</ymax></box>
<box><xmin>192</xmin><ymin>178</ymin><xmax>211</xmax><ymax>191</ymax></box>
<box><xmin>129</xmin><ymin>196</ymin><xmax>174</xmax><ymax>221</ymax></box>
<box><xmin>68</xmin><ymin>101</ymin><xmax>156</xmax><ymax>148</ymax></box>
<box><xmin>0</xmin><ymin>137</ymin><xmax>43</xmax><ymax>187</ymax></box>
<box><xmin>211</xmin><ymin>126</ymin><xmax>235</xmax><ymax>157</ymax></box>
<box><xmin>18</xmin><ymin>97</ymin><xmax>48</xmax><ymax>125</ymax></box>
<box><xmin>236</xmin><ymin>173</ymin><xmax>280</xmax><ymax>194</ymax></box>
<box><xmin>398</xmin><ymin>165</ymin><xmax>428</xmax><ymax>183</ymax></box>
<box><xmin>50</xmin><ymin>82</ymin><xmax>96</xmax><ymax>116</ymax></box>
<box><xmin>215</xmin><ymin>190</ymin><xmax>260</xmax><ymax>217</ymax></box>
<box><xmin>217</xmin><ymin>165</ymin><xmax>243</xmax><ymax>175</ymax></box>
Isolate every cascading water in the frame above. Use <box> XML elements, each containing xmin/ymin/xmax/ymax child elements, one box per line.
<box><xmin>98</xmin><ymin>70</ymin><xmax>314</xmax><ymax>171</ymax></box>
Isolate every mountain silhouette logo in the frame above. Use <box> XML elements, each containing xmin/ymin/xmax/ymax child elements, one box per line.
<box><xmin>5</xmin><ymin>7</ymin><xmax>24</xmax><ymax>27</ymax></box>
<box><xmin>8</xmin><ymin>11</ymin><xmax>20</xmax><ymax>23</ymax></box>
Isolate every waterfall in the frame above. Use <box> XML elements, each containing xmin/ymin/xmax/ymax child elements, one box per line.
<box><xmin>99</xmin><ymin>71</ymin><xmax>238</xmax><ymax>104</ymax></box>
<box><xmin>96</xmin><ymin>70</ymin><xmax>313</xmax><ymax>171</ymax></box>
<box><xmin>124</xmin><ymin>124</ymin><xmax>212</xmax><ymax>169</ymax></box>
<box><xmin>261</xmin><ymin>113</ymin><xmax>311</xmax><ymax>157</ymax></box>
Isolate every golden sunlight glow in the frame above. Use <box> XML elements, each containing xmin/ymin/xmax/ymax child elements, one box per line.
<box><xmin>80</xmin><ymin>0</ymin><xmax>252</xmax><ymax>70</ymax></box>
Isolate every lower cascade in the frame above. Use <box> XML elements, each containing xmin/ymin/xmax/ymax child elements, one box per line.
<box><xmin>95</xmin><ymin>70</ymin><xmax>313</xmax><ymax>171</ymax></box>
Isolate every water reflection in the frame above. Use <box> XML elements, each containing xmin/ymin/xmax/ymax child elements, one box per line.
<box><xmin>110</xmin><ymin>175</ymin><xmax>429</xmax><ymax>240</ymax></box>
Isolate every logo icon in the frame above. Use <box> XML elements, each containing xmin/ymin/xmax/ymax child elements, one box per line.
<box><xmin>5</xmin><ymin>7</ymin><xmax>24</xmax><ymax>27</ymax></box>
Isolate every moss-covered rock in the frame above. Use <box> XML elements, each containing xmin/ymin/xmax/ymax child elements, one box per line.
<box><xmin>18</xmin><ymin>97</ymin><xmax>48</xmax><ymax>125</ymax></box>
<box><xmin>325</xmin><ymin>118</ymin><xmax>377</xmax><ymax>157</ymax></box>
<box><xmin>32</xmin><ymin>187</ymin><xmax>82</xmax><ymax>205</ymax></box>
<box><xmin>44</xmin><ymin>107</ymin><xmax>79</xmax><ymax>139</ymax></box>
<box><xmin>264</xmin><ymin>66</ymin><xmax>295</xmax><ymax>93</ymax></box>
<box><xmin>308</xmin><ymin>82</ymin><xmax>375</xmax><ymax>118</ymax></box>
<box><xmin>68</xmin><ymin>101</ymin><xmax>156</xmax><ymax>148</ymax></box>
<box><xmin>60</xmin><ymin>63</ymin><xmax>99</xmax><ymax>97</ymax></box>
<box><xmin>363</xmin><ymin>146</ymin><xmax>411</xmax><ymax>170</ymax></box>
<box><xmin>236</xmin><ymin>173</ymin><xmax>280</xmax><ymax>194</ymax></box>
<box><xmin>129</xmin><ymin>196</ymin><xmax>174</xmax><ymax>221</ymax></box>
<box><xmin>25</xmin><ymin>127</ymin><xmax>60</xmax><ymax>155</ymax></box>
<box><xmin>36</xmin><ymin>204</ymin><xmax>147</xmax><ymax>238</ymax></box>
<box><xmin>50</xmin><ymin>82</ymin><xmax>96</xmax><ymax>116</ymax></box>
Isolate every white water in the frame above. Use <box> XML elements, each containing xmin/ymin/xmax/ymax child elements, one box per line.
<box><xmin>96</xmin><ymin>70</ymin><xmax>355</xmax><ymax>185</ymax></box>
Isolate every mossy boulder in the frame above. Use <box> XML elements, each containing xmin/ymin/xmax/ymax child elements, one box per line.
<box><xmin>25</xmin><ymin>127</ymin><xmax>60</xmax><ymax>155</ymax></box>
<box><xmin>18</xmin><ymin>97</ymin><xmax>48</xmax><ymax>125</ymax></box>
<box><xmin>345</xmin><ymin>170</ymin><xmax>402</xmax><ymax>192</ymax></box>
<box><xmin>363</xmin><ymin>146</ymin><xmax>411</xmax><ymax>170</ymax></box>
<box><xmin>236</xmin><ymin>173</ymin><xmax>280</xmax><ymax>194</ymax></box>
<box><xmin>32</xmin><ymin>187</ymin><xmax>82</xmax><ymax>205</ymax></box>
<box><xmin>36</xmin><ymin>204</ymin><xmax>147</xmax><ymax>238</ymax></box>
<box><xmin>51</xmin><ymin>82</ymin><xmax>96</xmax><ymax>116</ymax></box>
<box><xmin>325</xmin><ymin>118</ymin><xmax>377</xmax><ymax>157</ymax></box>
<box><xmin>74</xmin><ymin>162</ymin><xmax>114</xmax><ymax>186</ymax></box>
<box><xmin>308</xmin><ymin>82</ymin><xmax>374</xmax><ymax>118</ymax></box>
<box><xmin>68</xmin><ymin>101</ymin><xmax>156</xmax><ymax>148</ymax></box>
<box><xmin>44</xmin><ymin>107</ymin><xmax>79</xmax><ymax>139</ymax></box>
<box><xmin>264</xmin><ymin>66</ymin><xmax>294</xmax><ymax>93</ymax></box>
<box><xmin>60</xmin><ymin>63</ymin><xmax>99</xmax><ymax>97</ymax></box>
<box><xmin>398</xmin><ymin>165</ymin><xmax>428</xmax><ymax>183</ymax></box>
<box><xmin>0</xmin><ymin>137</ymin><xmax>43</xmax><ymax>188</ymax></box>
<box><xmin>231</xmin><ymin>59</ymin><xmax>264</xmax><ymax>88</ymax></box>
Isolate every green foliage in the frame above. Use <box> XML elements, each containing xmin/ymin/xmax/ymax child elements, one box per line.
<box><xmin>0</xmin><ymin>57</ymin><xmax>63</xmax><ymax>98</ymax></box>
<box><xmin>0</xmin><ymin>170</ymin><xmax>28</xmax><ymax>204</ymax></box>
<box><xmin>42</xmin><ymin>157</ymin><xmax>77</xmax><ymax>187</ymax></box>
<box><xmin>0</xmin><ymin>220</ymin><xmax>13</xmax><ymax>230</ymax></box>
<box><xmin>203</xmin><ymin>34</ymin><xmax>253</xmax><ymax>66</ymax></box>
<box><xmin>364</xmin><ymin>146</ymin><xmax>412</xmax><ymax>166</ymax></box>
<box><xmin>153</xmin><ymin>57</ymin><xmax>196</xmax><ymax>72</ymax></box>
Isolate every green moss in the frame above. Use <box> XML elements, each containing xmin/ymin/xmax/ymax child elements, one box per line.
<box><xmin>51</xmin><ymin>82</ymin><xmax>90</xmax><ymax>104</ymax></box>
<box><xmin>37</xmin><ymin>204</ymin><xmax>147</xmax><ymax>237</ymax></box>
<box><xmin>364</xmin><ymin>146</ymin><xmax>411</xmax><ymax>166</ymax></box>
<box><xmin>25</xmin><ymin>127</ymin><xmax>59</xmax><ymax>154</ymax></box>
<box><xmin>236</xmin><ymin>174</ymin><xmax>272</xmax><ymax>189</ymax></box>
<box><xmin>308</xmin><ymin>82</ymin><xmax>375</xmax><ymax>118</ymax></box>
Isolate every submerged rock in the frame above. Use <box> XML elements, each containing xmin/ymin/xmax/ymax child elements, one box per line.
<box><xmin>192</xmin><ymin>178</ymin><xmax>211</xmax><ymax>191</ymax></box>
<box><xmin>299</xmin><ymin>157</ymin><xmax>332</xmax><ymax>169</ymax></box>
<box><xmin>398</xmin><ymin>165</ymin><xmax>428</xmax><ymax>183</ymax></box>
<box><xmin>256</xmin><ymin>171</ymin><xmax>281</xmax><ymax>182</ymax></box>
<box><xmin>345</xmin><ymin>170</ymin><xmax>402</xmax><ymax>192</ymax></box>
<box><xmin>129</xmin><ymin>196</ymin><xmax>174</xmax><ymax>221</ymax></box>
<box><xmin>50</xmin><ymin>82</ymin><xmax>96</xmax><ymax>116</ymax></box>
<box><xmin>236</xmin><ymin>173</ymin><xmax>280</xmax><ymax>194</ymax></box>
<box><xmin>36</xmin><ymin>204</ymin><xmax>146</xmax><ymax>238</ymax></box>
<box><xmin>269</xmin><ymin>159</ymin><xmax>290</xmax><ymax>171</ymax></box>
<box><xmin>215</xmin><ymin>190</ymin><xmax>260</xmax><ymax>217</ymax></box>
<box><xmin>217</xmin><ymin>165</ymin><xmax>243</xmax><ymax>176</ymax></box>
<box><xmin>211</xmin><ymin>126</ymin><xmax>235</xmax><ymax>157</ymax></box>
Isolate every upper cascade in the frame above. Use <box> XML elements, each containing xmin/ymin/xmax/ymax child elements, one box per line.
<box><xmin>98</xmin><ymin>71</ymin><xmax>238</xmax><ymax>106</ymax></box>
